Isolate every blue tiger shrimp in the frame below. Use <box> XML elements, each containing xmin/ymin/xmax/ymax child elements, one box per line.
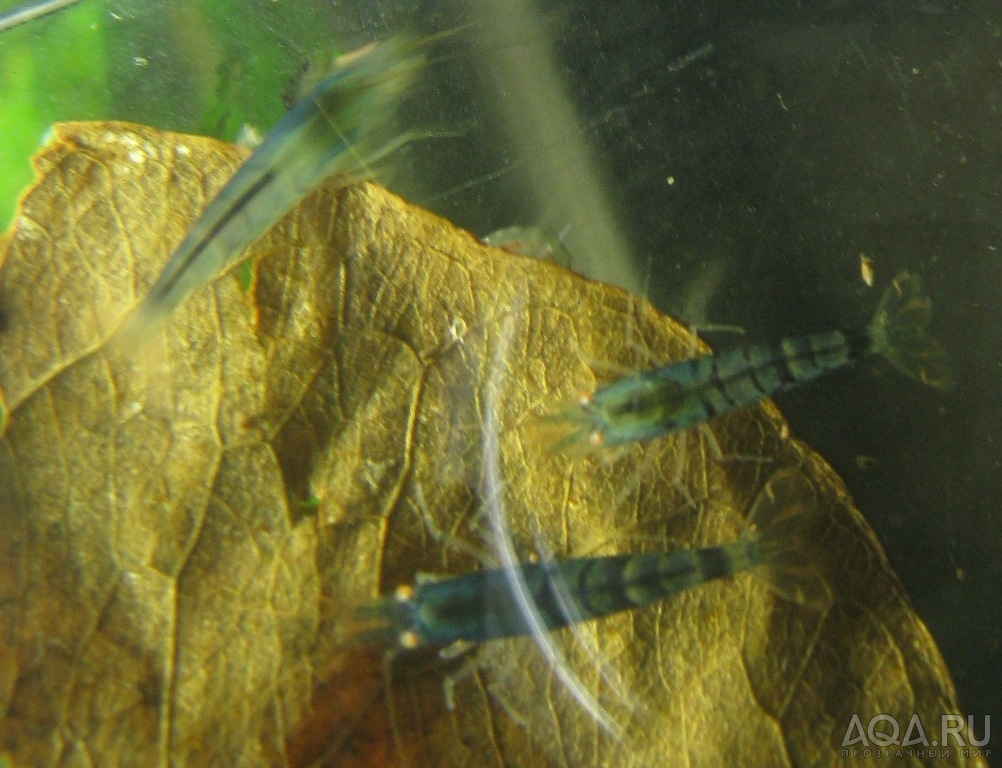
<box><xmin>347</xmin><ymin>469</ymin><xmax>827</xmax><ymax>652</ymax></box>
<box><xmin>339</xmin><ymin>469</ymin><xmax>830</xmax><ymax>764</ymax></box>
<box><xmin>535</xmin><ymin>271</ymin><xmax>951</xmax><ymax>454</ymax></box>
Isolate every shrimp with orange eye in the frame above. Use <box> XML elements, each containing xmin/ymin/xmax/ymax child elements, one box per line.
<box><xmin>536</xmin><ymin>271</ymin><xmax>951</xmax><ymax>453</ymax></box>
<box><xmin>343</xmin><ymin>469</ymin><xmax>828</xmax><ymax>654</ymax></box>
<box><xmin>339</xmin><ymin>472</ymin><xmax>830</xmax><ymax>765</ymax></box>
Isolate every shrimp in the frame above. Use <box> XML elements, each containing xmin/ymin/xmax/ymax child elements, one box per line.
<box><xmin>536</xmin><ymin>271</ymin><xmax>951</xmax><ymax>453</ymax></box>
<box><xmin>338</xmin><ymin>470</ymin><xmax>829</xmax><ymax>765</ymax></box>
<box><xmin>481</xmin><ymin>224</ymin><xmax>573</xmax><ymax>268</ymax></box>
<box><xmin>343</xmin><ymin>468</ymin><xmax>829</xmax><ymax>654</ymax></box>
<box><xmin>117</xmin><ymin>36</ymin><xmax>424</xmax><ymax>343</ymax></box>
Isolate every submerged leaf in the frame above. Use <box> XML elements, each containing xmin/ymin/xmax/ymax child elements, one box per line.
<box><xmin>0</xmin><ymin>122</ymin><xmax>983</xmax><ymax>767</ymax></box>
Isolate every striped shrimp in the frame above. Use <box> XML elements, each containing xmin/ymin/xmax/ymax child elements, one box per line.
<box><xmin>345</xmin><ymin>468</ymin><xmax>828</xmax><ymax>653</ymax></box>
<box><xmin>536</xmin><ymin>271</ymin><xmax>952</xmax><ymax>453</ymax></box>
<box><xmin>338</xmin><ymin>465</ymin><xmax>829</xmax><ymax>765</ymax></box>
<box><xmin>117</xmin><ymin>36</ymin><xmax>424</xmax><ymax>343</ymax></box>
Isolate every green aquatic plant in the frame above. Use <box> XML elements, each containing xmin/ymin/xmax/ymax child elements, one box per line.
<box><xmin>0</xmin><ymin>0</ymin><xmax>108</xmax><ymax>228</ymax></box>
<box><xmin>0</xmin><ymin>0</ymin><xmax>348</xmax><ymax>230</ymax></box>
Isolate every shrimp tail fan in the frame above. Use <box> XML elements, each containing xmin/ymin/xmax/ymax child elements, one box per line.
<box><xmin>868</xmin><ymin>271</ymin><xmax>953</xmax><ymax>388</ymax></box>
<box><xmin>741</xmin><ymin>469</ymin><xmax>832</xmax><ymax>610</ymax></box>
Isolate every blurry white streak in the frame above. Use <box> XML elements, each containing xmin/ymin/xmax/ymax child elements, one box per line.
<box><xmin>0</xmin><ymin>0</ymin><xmax>82</xmax><ymax>33</ymax></box>
<box><xmin>481</xmin><ymin>310</ymin><xmax>631</xmax><ymax>740</ymax></box>
<box><xmin>667</xmin><ymin>42</ymin><xmax>714</xmax><ymax>73</ymax></box>
<box><xmin>466</xmin><ymin>0</ymin><xmax>642</xmax><ymax>294</ymax></box>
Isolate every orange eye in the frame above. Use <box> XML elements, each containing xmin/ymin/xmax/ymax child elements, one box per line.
<box><xmin>588</xmin><ymin>431</ymin><xmax>604</xmax><ymax>448</ymax></box>
<box><xmin>394</xmin><ymin>584</ymin><xmax>415</xmax><ymax>602</ymax></box>
<box><xmin>577</xmin><ymin>391</ymin><xmax>593</xmax><ymax>407</ymax></box>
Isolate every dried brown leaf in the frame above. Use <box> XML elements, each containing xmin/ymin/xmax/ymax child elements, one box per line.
<box><xmin>0</xmin><ymin>122</ymin><xmax>983</xmax><ymax>768</ymax></box>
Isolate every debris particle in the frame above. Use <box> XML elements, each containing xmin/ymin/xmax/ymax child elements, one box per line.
<box><xmin>859</xmin><ymin>254</ymin><xmax>874</xmax><ymax>287</ymax></box>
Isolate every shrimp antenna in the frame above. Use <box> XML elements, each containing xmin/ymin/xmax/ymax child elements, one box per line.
<box><xmin>0</xmin><ymin>0</ymin><xmax>81</xmax><ymax>33</ymax></box>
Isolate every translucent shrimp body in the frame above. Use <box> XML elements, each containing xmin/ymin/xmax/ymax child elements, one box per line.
<box><xmin>120</xmin><ymin>36</ymin><xmax>424</xmax><ymax>342</ymax></box>
<box><xmin>350</xmin><ymin>470</ymin><xmax>828</xmax><ymax>652</ymax></box>
<box><xmin>542</xmin><ymin>271</ymin><xmax>951</xmax><ymax>452</ymax></box>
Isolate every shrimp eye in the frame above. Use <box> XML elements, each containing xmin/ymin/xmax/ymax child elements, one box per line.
<box><xmin>399</xmin><ymin>630</ymin><xmax>421</xmax><ymax>650</ymax></box>
<box><xmin>577</xmin><ymin>391</ymin><xmax>594</xmax><ymax>407</ymax></box>
<box><xmin>394</xmin><ymin>584</ymin><xmax>415</xmax><ymax>602</ymax></box>
<box><xmin>588</xmin><ymin>431</ymin><xmax>604</xmax><ymax>448</ymax></box>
